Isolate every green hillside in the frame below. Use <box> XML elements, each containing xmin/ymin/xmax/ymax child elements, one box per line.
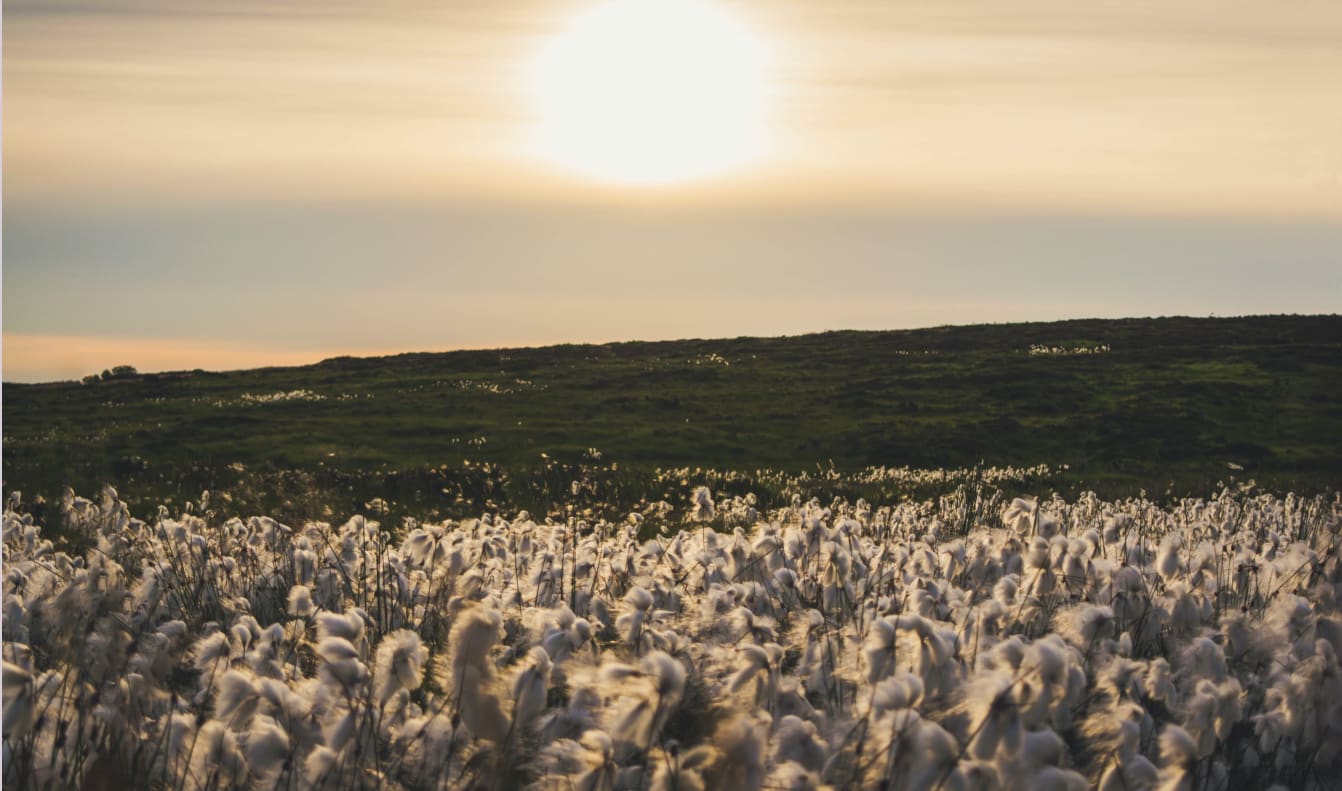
<box><xmin>4</xmin><ymin>315</ymin><xmax>1339</xmax><ymax>523</ymax></box>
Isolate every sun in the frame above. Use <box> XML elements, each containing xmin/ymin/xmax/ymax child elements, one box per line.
<box><xmin>528</xmin><ymin>0</ymin><xmax>769</xmax><ymax>186</ymax></box>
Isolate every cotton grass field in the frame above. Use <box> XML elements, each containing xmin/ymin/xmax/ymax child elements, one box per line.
<box><xmin>3</xmin><ymin>476</ymin><xmax>1340</xmax><ymax>790</ymax></box>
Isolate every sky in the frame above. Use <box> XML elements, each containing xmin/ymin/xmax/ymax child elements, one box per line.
<box><xmin>4</xmin><ymin>0</ymin><xmax>1341</xmax><ymax>382</ymax></box>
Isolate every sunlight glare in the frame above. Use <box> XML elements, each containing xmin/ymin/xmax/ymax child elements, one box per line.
<box><xmin>529</xmin><ymin>0</ymin><xmax>769</xmax><ymax>186</ymax></box>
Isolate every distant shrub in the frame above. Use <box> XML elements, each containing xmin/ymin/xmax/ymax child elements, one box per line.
<box><xmin>82</xmin><ymin>365</ymin><xmax>139</xmax><ymax>383</ymax></box>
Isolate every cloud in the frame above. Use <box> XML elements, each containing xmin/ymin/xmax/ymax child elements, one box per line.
<box><xmin>2</xmin><ymin>1</ymin><xmax>398</xmax><ymax>18</ymax></box>
<box><xmin>6</xmin><ymin>0</ymin><xmax>1341</xmax><ymax>214</ymax></box>
<box><xmin>3</xmin><ymin>0</ymin><xmax>1339</xmax><ymax>375</ymax></box>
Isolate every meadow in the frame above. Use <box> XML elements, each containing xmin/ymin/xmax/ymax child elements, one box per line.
<box><xmin>3</xmin><ymin>315</ymin><xmax>1340</xmax><ymax>789</ymax></box>
<box><xmin>4</xmin><ymin>316</ymin><xmax>1341</xmax><ymax>529</ymax></box>
<box><xmin>2</xmin><ymin>479</ymin><xmax>1339</xmax><ymax>790</ymax></box>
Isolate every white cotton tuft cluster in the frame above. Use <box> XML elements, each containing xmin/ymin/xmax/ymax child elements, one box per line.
<box><xmin>2</xmin><ymin>483</ymin><xmax>1339</xmax><ymax>789</ymax></box>
<box><xmin>287</xmin><ymin>584</ymin><xmax>314</xmax><ymax>617</ymax></box>
<box><xmin>372</xmin><ymin>629</ymin><xmax>426</xmax><ymax>707</ymax></box>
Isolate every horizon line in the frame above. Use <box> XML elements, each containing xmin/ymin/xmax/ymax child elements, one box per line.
<box><xmin>5</xmin><ymin>312</ymin><xmax>1336</xmax><ymax>386</ymax></box>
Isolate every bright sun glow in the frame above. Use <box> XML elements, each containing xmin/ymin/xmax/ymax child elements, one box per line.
<box><xmin>529</xmin><ymin>0</ymin><xmax>769</xmax><ymax>186</ymax></box>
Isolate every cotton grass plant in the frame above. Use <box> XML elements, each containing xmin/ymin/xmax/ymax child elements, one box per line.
<box><xmin>2</xmin><ymin>480</ymin><xmax>1340</xmax><ymax>789</ymax></box>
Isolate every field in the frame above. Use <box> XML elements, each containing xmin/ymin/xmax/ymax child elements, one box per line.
<box><xmin>2</xmin><ymin>315</ymin><xmax>1341</xmax><ymax>790</ymax></box>
<box><xmin>3</xmin><ymin>315</ymin><xmax>1341</xmax><ymax>529</ymax></box>
<box><xmin>2</xmin><ymin>482</ymin><xmax>1340</xmax><ymax>790</ymax></box>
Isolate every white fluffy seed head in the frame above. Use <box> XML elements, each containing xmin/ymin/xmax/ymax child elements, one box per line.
<box><xmin>215</xmin><ymin>670</ymin><xmax>260</xmax><ymax>726</ymax></box>
<box><xmin>286</xmin><ymin>584</ymin><xmax>314</xmax><ymax>618</ymax></box>
<box><xmin>304</xmin><ymin>745</ymin><xmax>339</xmax><ymax>787</ymax></box>
<box><xmin>373</xmin><ymin>629</ymin><xmax>427</xmax><ymax>706</ymax></box>
<box><xmin>640</xmin><ymin>650</ymin><xmax>686</xmax><ymax>702</ymax></box>
<box><xmin>317</xmin><ymin>637</ymin><xmax>360</xmax><ymax>663</ymax></box>
<box><xmin>246</xmin><ymin>716</ymin><xmax>290</xmax><ymax>775</ymax></box>
<box><xmin>872</xmin><ymin>673</ymin><xmax>924</xmax><ymax>713</ymax></box>
<box><xmin>448</xmin><ymin>606</ymin><xmax>502</xmax><ymax>678</ymax></box>
<box><xmin>1158</xmin><ymin>724</ymin><xmax>1199</xmax><ymax>789</ymax></box>
<box><xmin>625</xmin><ymin>586</ymin><xmax>654</xmax><ymax>611</ymax></box>
<box><xmin>192</xmin><ymin>632</ymin><xmax>230</xmax><ymax>672</ymax></box>
<box><xmin>316</xmin><ymin>610</ymin><xmax>364</xmax><ymax>644</ymax></box>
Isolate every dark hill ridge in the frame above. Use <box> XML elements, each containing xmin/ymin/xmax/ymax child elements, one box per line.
<box><xmin>4</xmin><ymin>315</ymin><xmax>1340</xmax><ymax>520</ymax></box>
<box><xmin>301</xmin><ymin>314</ymin><xmax>1335</xmax><ymax>373</ymax></box>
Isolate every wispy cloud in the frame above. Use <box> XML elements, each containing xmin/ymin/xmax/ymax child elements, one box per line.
<box><xmin>3</xmin><ymin>0</ymin><xmax>426</xmax><ymax>19</ymax></box>
<box><xmin>4</xmin><ymin>1</ymin><xmax>1339</xmax><ymax>370</ymax></box>
<box><xmin>6</xmin><ymin>0</ymin><xmax>1341</xmax><ymax>212</ymax></box>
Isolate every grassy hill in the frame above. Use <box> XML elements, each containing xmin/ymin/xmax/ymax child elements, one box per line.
<box><xmin>4</xmin><ymin>315</ymin><xmax>1340</xmax><ymax>523</ymax></box>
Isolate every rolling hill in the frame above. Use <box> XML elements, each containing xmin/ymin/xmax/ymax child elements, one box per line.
<box><xmin>4</xmin><ymin>315</ymin><xmax>1339</xmax><ymax>523</ymax></box>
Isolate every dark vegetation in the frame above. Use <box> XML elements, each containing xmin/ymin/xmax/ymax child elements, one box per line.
<box><xmin>80</xmin><ymin>364</ymin><xmax>139</xmax><ymax>385</ymax></box>
<box><xmin>4</xmin><ymin>315</ymin><xmax>1339</xmax><ymax>530</ymax></box>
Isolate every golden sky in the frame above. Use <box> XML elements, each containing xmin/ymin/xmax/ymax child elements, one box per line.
<box><xmin>5</xmin><ymin>0</ymin><xmax>1342</xmax><ymax>380</ymax></box>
